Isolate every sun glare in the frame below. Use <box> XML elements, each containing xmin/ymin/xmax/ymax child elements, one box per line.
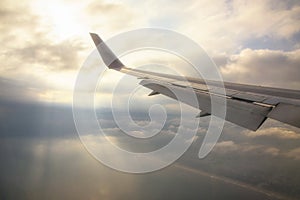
<box><xmin>31</xmin><ymin>0</ymin><xmax>88</xmax><ymax>41</ymax></box>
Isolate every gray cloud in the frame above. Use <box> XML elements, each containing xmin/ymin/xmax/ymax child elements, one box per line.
<box><xmin>1</xmin><ymin>135</ymin><xmax>283</xmax><ymax>200</ymax></box>
<box><xmin>0</xmin><ymin>0</ymin><xmax>86</xmax><ymax>72</ymax></box>
<box><xmin>5</xmin><ymin>39</ymin><xmax>85</xmax><ymax>70</ymax></box>
<box><xmin>1</xmin><ymin>98</ymin><xmax>300</xmax><ymax>199</ymax></box>
<box><xmin>0</xmin><ymin>137</ymin><xmax>140</xmax><ymax>200</ymax></box>
<box><xmin>0</xmin><ymin>98</ymin><xmax>76</xmax><ymax>137</ymax></box>
<box><xmin>0</xmin><ymin>2</ymin><xmax>39</xmax><ymax>35</ymax></box>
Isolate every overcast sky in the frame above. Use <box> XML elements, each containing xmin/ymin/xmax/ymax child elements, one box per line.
<box><xmin>1</xmin><ymin>0</ymin><xmax>300</xmax><ymax>104</ymax></box>
<box><xmin>1</xmin><ymin>0</ymin><xmax>300</xmax><ymax>199</ymax></box>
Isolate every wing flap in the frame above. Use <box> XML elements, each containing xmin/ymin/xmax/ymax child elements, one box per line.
<box><xmin>231</xmin><ymin>92</ymin><xmax>267</xmax><ymax>102</ymax></box>
<box><xmin>141</xmin><ymin>79</ymin><xmax>271</xmax><ymax>131</ymax></box>
<box><xmin>268</xmin><ymin>103</ymin><xmax>300</xmax><ymax>128</ymax></box>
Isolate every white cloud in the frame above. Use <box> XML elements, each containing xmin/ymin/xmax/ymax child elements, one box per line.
<box><xmin>213</xmin><ymin>140</ymin><xmax>280</xmax><ymax>156</ymax></box>
<box><xmin>244</xmin><ymin>127</ymin><xmax>300</xmax><ymax>139</ymax></box>
<box><xmin>214</xmin><ymin>140</ymin><xmax>239</xmax><ymax>152</ymax></box>
<box><xmin>220</xmin><ymin>48</ymin><xmax>300</xmax><ymax>89</ymax></box>
<box><xmin>285</xmin><ymin>147</ymin><xmax>300</xmax><ymax>160</ymax></box>
<box><xmin>177</xmin><ymin>0</ymin><xmax>300</xmax><ymax>53</ymax></box>
<box><xmin>264</xmin><ymin>147</ymin><xmax>280</xmax><ymax>156</ymax></box>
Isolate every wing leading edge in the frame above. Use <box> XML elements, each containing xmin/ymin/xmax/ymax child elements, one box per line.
<box><xmin>90</xmin><ymin>32</ymin><xmax>300</xmax><ymax>131</ymax></box>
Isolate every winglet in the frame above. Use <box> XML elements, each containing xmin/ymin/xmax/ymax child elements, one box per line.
<box><xmin>90</xmin><ymin>32</ymin><xmax>124</xmax><ymax>69</ymax></box>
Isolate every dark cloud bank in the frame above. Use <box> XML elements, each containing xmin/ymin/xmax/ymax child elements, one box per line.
<box><xmin>0</xmin><ymin>98</ymin><xmax>300</xmax><ymax>200</ymax></box>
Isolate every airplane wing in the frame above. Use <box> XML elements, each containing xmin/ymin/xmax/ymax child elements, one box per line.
<box><xmin>90</xmin><ymin>33</ymin><xmax>300</xmax><ymax>131</ymax></box>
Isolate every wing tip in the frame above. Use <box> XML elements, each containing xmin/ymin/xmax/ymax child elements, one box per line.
<box><xmin>89</xmin><ymin>32</ymin><xmax>124</xmax><ymax>69</ymax></box>
<box><xmin>89</xmin><ymin>32</ymin><xmax>103</xmax><ymax>46</ymax></box>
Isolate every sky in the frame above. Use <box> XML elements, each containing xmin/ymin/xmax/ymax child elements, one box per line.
<box><xmin>1</xmin><ymin>0</ymin><xmax>300</xmax><ymax>199</ymax></box>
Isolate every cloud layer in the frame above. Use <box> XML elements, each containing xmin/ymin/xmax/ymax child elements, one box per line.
<box><xmin>0</xmin><ymin>0</ymin><xmax>299</xmax><ymax>104</ymax></box>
